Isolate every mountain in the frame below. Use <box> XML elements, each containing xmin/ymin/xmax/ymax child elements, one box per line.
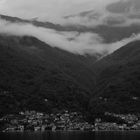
<box><xmin>1</xmin><ymin>14</ymin><xmax>140</xmax><ymax>121</ymax></box>
<box><xmin>0</xmin><ymin>14</ymin><xmax>62</xmax><ymax>30</ymax></box>
<box><xmin>88</xmin><ymin>41</ymin><xmax>140</xmax><ymax>119</ymax></box>
<box><xmin>1</xmin><ymin>14</ymin><xmax>140</xmax><ymax>44</ymax></box>
<box><xmin>0</xmin><ymin>34</ymin><xmax>96</xmax><ymax>116</ymax></box>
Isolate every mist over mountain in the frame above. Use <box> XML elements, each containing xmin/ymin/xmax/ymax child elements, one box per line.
<box><xmin>1</xmin><ymin>32</ymin><xmax>140</xmax><ymax>120</ymax></box>
<box><xmin>0</xmin><ymin>34</ymin><xmax>97</xmax><ymax>116</ymax></box>
<box><xmin>1</xmin><ymin>14</ymin><xmax>140</xmax><ymax>57</ymax></box>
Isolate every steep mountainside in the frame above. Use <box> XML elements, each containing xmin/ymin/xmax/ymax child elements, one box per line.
<box><xmin>89</xmin><ymin>41</ymin><xmax>140</xmax><ymax>118</ymax></box>
<box><xmin>0</xmin><ymin>34</ymin><xmax>96</xmax><ymax>116</ymax></box>
<box><xmin>1</xmin><ymin>14</ymin><xmax>140</xmax><ymax>120</ymax></box>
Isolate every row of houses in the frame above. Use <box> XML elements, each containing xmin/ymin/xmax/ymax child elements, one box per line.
<box><xmin>93</xmin><ymin>112</ymin><xmax>140</xmax><ymax>130</ymax></box>
<box><xmin>0</xmin><ymin>110</ymin><xmax>94</xmax><ymax>132</ymax></box>
<box><xmin>1</xmin><ymin>110</ymin><xmax>140</xmax><ymax>132</ymax></box>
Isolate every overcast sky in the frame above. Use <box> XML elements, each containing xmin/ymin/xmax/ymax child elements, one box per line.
<box><xmin>0</xmin><ymin>0</ymin><xmax>119</xmax><ymax>22</ymax></box>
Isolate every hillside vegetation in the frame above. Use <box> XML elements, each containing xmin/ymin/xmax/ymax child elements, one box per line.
<box><xmin>89</xmin><ymin>41</ymin><xmax>140</xmax><ymax>119</ymax></box>
<box><xmin>0</xmin><ymin>34</ymin><xmax>96</xmax><ymax>116</ymax></box>
<box><xmin>0</xmin><ymin>34</ymin><xmax>140</xmax><ymax>121</ymax></box>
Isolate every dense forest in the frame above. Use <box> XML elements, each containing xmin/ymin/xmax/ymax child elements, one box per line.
<box><xmin>0</xmin><ymin>34</ymin><xmax>140</xmax><ymax>122</ymax></box>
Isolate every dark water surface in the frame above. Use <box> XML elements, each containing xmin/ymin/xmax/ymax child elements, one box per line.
<box><xmin>1</xmin><ymin>131</ymin><xmax>140</xmax><ymax>140</ymax></box>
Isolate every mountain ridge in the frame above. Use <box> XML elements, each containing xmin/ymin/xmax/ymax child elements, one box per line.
<box><xmin>0</xmin><ymin>34</ymin><xmax>96</xmax><ymax>116</ymax></box>
<box><xmin>0</xmin><ymin>14</ymin><xmax>140</xmax><ymax>121</ymax></box>
<box><xmin>88</xmin><ymin>40</ymin><xmax>140</xmax><ymax>119</ymax></box>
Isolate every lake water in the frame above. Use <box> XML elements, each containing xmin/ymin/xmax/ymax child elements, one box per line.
<box><xmin>1</xmin><ymin>131</ymin><xmax>140</xmax><ymax>140</ymax></box>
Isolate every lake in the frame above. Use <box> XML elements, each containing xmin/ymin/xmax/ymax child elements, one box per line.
<box><xmin>1</xmin><ymin>131</ymin><xmax>140</xmax><ymax>140</ymax></box>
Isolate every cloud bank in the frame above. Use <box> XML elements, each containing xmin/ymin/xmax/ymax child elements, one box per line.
<box><xmin>0</xmin><ymin>0</ymin><xmax>119</xmax><ymax>23</ymax></box>
<box><xmin>0</xmin><ymin>19</ymin><xmax>140</xmax><ymax>55</ymax></box>
<box><xmin>64</xmin><ymin>0</ymin><xmax>140</xmax><ymax>27</ymax></box>
<box><xmin>1</xmin><ymin>0</ymin><xmax>140</xmax><ymax>27</ymax></box>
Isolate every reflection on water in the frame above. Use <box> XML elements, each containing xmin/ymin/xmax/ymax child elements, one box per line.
<box><xmin>1</xmin><ymin>131</ymin><xmax>140</xmax><ymax>140</ymax></box>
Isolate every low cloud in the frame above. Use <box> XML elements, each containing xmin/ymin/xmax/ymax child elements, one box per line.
<box><xmin>62</xmin><ymin>0</ymin><xmax>140</xmax><ymax>27</ymax></box>
<box><xmin>1</xmin><ymin>0</ymin><xmax>140</xmax><ymax>27</ymax></box>
<box><xmin>104</xmin><ymin>0</ymin><xmax>140</xmax><ymax>27</ymax></box>
<box><xmin>0</xmin><ymin>0</ymin><xmax>118</xmax><ymax>23</ymax></box>
<box><xmin>0</xmin><ymin>19</ymin><xmax>140</xmax><ymax>56</ymax></box>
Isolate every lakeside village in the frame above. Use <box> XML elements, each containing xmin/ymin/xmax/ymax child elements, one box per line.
<box><xmin>1</xmin><ymin>111</ymin><xmax>140</xmax><ymax>132</ymax></box>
